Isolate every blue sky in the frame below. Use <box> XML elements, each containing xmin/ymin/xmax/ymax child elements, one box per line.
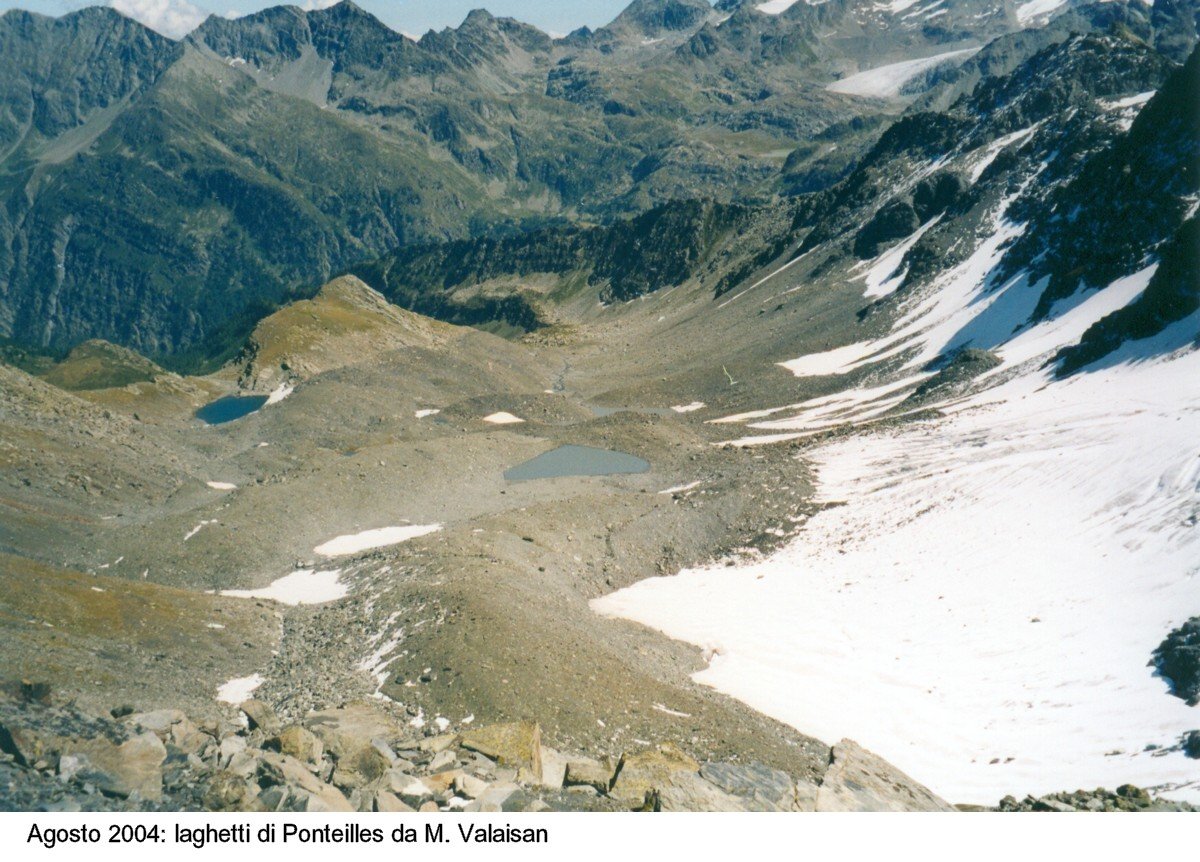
<box><xmin>0</xmin><ymin>1</ymin><xmax>644</xmax><ymax>38</ymax></box>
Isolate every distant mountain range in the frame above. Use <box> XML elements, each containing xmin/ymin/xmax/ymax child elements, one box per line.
<box><xmin>0</xmin><ymin>0</ymin><xmax>1195</xmax><ymax>369</ymax></box>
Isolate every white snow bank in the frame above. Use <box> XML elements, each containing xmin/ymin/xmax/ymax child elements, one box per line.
<box><xmin>967</xmin><ymin>125</ymin><xmax>1039</xmax><ymax>184</ymax></box>
<box><xmin>827</xmin><ymin>48</ymin><xmax>979</xmax><ymax>99</ymax></box>
<box><xmin>1100</xmin><ymin>91</ymin><xmax>1156</xmax><ymax>111</ymax></box>
<box><xmin>483</xmin><ymin>412</ymin><xmax>524</xmax><ymax>425</ymax></box>
<box><xmin>671</xmin><ymin>402</ymin><xmax>706</xmax><ymax>413</ymax></box>
<box><xmin>756</xmin><ymin>0</ymin><xmax>801</xmax><ymax>13</ymax></box>
<box><xmin>598</xmin><ymin>215</ymin><xmax>1200</xmax><ymax>803</ymax></box>
<box><xmin>184</xmin><ymin>519</ymin><xmax>217</xmax><ymax>541</ymax></box>
<box><xmin>206</xmin><ymin>481</ymin><xmax>237</xmax><ymax>491</ymax></box>
<box><xmin>221</xmin><ymin>569</ymin><xmax>347</xmax><ymax>605</ymax></box>
<box><xmin>415</xmin><ymin>409</ymin><xmax>441</xmax><ymax>418</ymax></box>
<box><xmin>266</xmin><ymin>382</ymin><xmax>293</xmax><ymax>405</ymax></box>
<box><xmin>216</xmin><ymin>674</ymin><xmax>264</xmax><ymax>704</ymax></box>
<box><xmin>862</xmin><ymin>217</ymin><xmax>940</xmax><ymax>298</ymax></box>
<box><xmin>1016</xmin><ymin>0</ymin><xmax>1068</xmax><ymax>25</ymax></box>
<box><xmin>777</xmin><ymin>341</ymin><xmax>878</xmax><ymax>377</ymax></box>
<box><xmin>659</xmin><ymin>480</ymin><xmax>703</xmax><ymax>495</ymax></box>
<box><xmin>314</xmin><ymin>524</ymin><xmax>443</xmax><ymax>558</ymax></box>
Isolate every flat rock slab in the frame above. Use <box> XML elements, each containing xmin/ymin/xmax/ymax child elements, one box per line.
<box><xmin>700</xmin><ymin>761</ymin><xmax>810</xmax><ymax>811</ymax></box>
<box><xmin>459</xmin><ymin>722</ymin><xmax>542</xmax><ymax>784</ymax></box>
<box><xmin>68</xmin><ymin>732</ymin><xmax>166</xmax><ymax>801</ymax></box>
<box><xmin>303</xmin><ymin>702</ymin><xmax>405</xmax><ymax>760</ymax></box>
<box><xmin>609</xmin><ymin>743</ymin><xmax>699</xmax><ymax>805</ymax></box>
<box><xmin>815</xmin><ymin>739</ymin><xmax>955</xmax><ymax>812</ymax></box>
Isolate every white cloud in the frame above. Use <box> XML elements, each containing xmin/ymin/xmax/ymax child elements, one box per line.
<box><xmin>298</xmin><ymin>0</ymin><xmax>341</xmax><ymax>10</ymax></box>
<box><xmin>109</xmin><ymin>0</ymin><xmax>210</xmax><ymax>38</ymax></box>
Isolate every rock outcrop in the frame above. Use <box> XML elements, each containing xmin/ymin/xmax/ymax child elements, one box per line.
<box><xmin>0</xmin><ymin>688</ymin><xmax>961</xmax><ymax>813</ymax></box>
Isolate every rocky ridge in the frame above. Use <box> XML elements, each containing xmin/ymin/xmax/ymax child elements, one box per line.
<box><xmin>0</xmin><ymin>688</ymin><xmax>956</xmax><ymax>813</ymax></box>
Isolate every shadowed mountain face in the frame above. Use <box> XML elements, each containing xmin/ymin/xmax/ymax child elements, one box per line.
<box><xmin>0</xmin><ymin>0</ymin><xmax>1196</xmax><ymax>370</ymax></box>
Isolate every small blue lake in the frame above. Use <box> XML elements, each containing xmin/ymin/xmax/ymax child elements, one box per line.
<box><xmin>504</xmin><ymin>445</ymin><xmax>650</xmax><ymax>482</ymax></box>
<box><xmin>196</xmin><ymin>395</ymin><xmax>269</xmax><ymax>425</ymax></box>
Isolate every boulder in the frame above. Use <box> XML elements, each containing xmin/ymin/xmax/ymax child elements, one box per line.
<box><xmin>391</xmin><ymin>774</ymin><xmax>435</xmax><ymax>807</ymax></box>
<box><xmin>471</xmin><ymin>782</ymin><xmax>520</xmax><ymax>812</ymax></box>
<box><xmin>125</xmin><ymin>709</ymin><xmax>186</xmax><ymax>738</ymax></box>
<box><xmin>332</xmin><ymin>745</ymin><xmax>392</xmax><ymax>791</ymax></box>
<box><xmin>419</xmin><ymin>733</ymin><xmax>458</xmax><ymax>754</ymax></box>
<box><xmin>240</xmin><ymin>701</ymin><xmax>281</xmax><ymax>736</ymax></box>
<box><xmin>563</xmin><ymin>758</ymin><xmax>615</xmax><ymax>794</ymax></box>
<box><xmin>270</xmin><ymin>726</ymin><xmax>323</xmax><ymax>764</ymax></box>
<box><xmin>428</xmin><ymin>749</ymin><xmax>457</xmax><ymax>772</ymax></box>
<box><xmin>655</xmin><ymin>772</ymin><xmax>747</xmax><ymax>812</ymax></box>
<box><xmin>454</xmin><ymin>773</ymin><xmax>490</xmax><ymax>799</ymax></box>
<box><xmin>169</xmin><ymin>719</ymin><xmax>212</xmax><ymax>756</ymax></box>
<box><xmin>538</xmin><ymin>746</ymin><xmax>567</xmax><ymax>789</ymax></box>
<box><xmin>423</xmin><ymin>769</ymin><xmax>463</xmax><ymax>797</ymax></box>
<box><xmin>225</xmin><ymin>750</ymin><xmax>259</xmax><ymax>779</ymax></box>
<box><xmin>608</xmin><ymin>743</ymin><xmax>700</xmax><ymax>805</ymax></box>
<box><xmin>459</xmin><ymin>722</ymin><xmax>542</xmax><ymax>784</ymax></box>
<box><xmin>0</xmin><ymin>720</ymin><xmax>45</xmax><ymax>767</ymax></box>
<box><xmin>69</xmin><ymin>732</ymin><xmax>166</xmax><ymax>801</ymax></box>
<box><xmin>815</xmin><ymin>740</ymin><xmax>955</xmax><ymax>812</ymax></box>
<box><xmin>700</xmin><ymin>761</ymin><xmax>809</xmax><ymax>811</ymax></box>
<box><xmin>304</xmin><ymin>702</ymin><xmax>404</xmax><ymax>760</ymax></box>
<box><xmin>218</xmin><ymin>734</ymin><xmax>247</xmax><ymax>766</ymax></box>
<box><xmin>204</xmin><ymin>771</ymin><xmax>254</xmax><ymax>811</ymax></box>
<box><xmin>258</xmin><ymin>751</ymin><xmax>353</xmax><ymax>812</ymax></box>
<box><xmin>374</xmin><ymin>790</ymin><xmax>415</xmax><ymax>813</ymax></box>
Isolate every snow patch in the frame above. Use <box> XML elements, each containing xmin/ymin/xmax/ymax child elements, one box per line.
<box><xmin>595</xmin><ymin>187</ymin><xmax>1199</xmax><ymax>803</ymax></box>
<box><xmin>827</xmin><ymin>48</ymin><xmax>979</xmax><ymax>99</ymax></box>
<box><xmin>966</xmin><ymin>125</ymin><xmax>1040</xmax><ymax>184</ymax></box>
<box><xmin>216</xmin><ymin>674</ymin><xmax>264</xmax><ymax>705</ymax></box>
<box><xmin>206</xmin><ymin>481</ymin><xmax>237</xmax><ymax>491</ymax></box>
<box><xmin>483</xmin><ymin>412</ymin><xmax>524</xmax><ymax>425</ymax></box>
<box><xmin>659</xmin><ymin>480</ymin><xmax>703</xmax><ymax>495</ymax></box>
<box><xmin>1016</xmin><ymin>0</ymin><xmax>1068</xmax><ymax>26</ymax></box>
<box><xmin>778</xmin><ymin>342</ymin><xmax>878</xmax><ymax>377</ymax></box>
<box><xmin>862</xmin><ymin>217</ymin><xmax>941</xmax><ymax>298</ymax></box>
<box><xmin>756</xmin><ymin>0</ymin><xmax>802</xmax><ymax>13</ymax></box>
<box><xmin>414</xmin><ymin>409</ymin><xmax>441</xmax><ymax>418</ymax></box>
<box><xmin>314</xmin><ymin>524</ymin><xmax>442</xmax><ymax>557</ymax></box>
<box><xmin>184</xmin><ymin>520</ymin><xmax>217</xmax><ymax>542</ymax></box>
<box><xmin>266</xmin><ymin>383</ymin><xmax>293</xmax><ymax>405</ymax></box>
<box><xmin>221</xmin><ymin>569</ymin><xmax>347</xmax><ymax>606</ymax></box>
<box><xmin>671</xmin><ymin>402</ymin><xmax>706</xmax><ymax>413</ymax></box>
<box><xmin>596</xmin><ymin>340</ymin><xmax>1200</xmax><ymax>805</ymax></box>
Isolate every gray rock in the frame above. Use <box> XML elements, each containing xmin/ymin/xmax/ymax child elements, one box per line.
<box><xmin>815</xmin><ymin>740</ymin><xmax>955</xmax><ymax>812</ymax></box>
<box><xmin>239</xmin><ymin>701</ymin><xmax>281</xmax><ymax>736</ymax></box>
<box><xmin>655</xmin><ymin>773</ymin><xmax>747</xmax><ymax>812</ymax></box>
<box><xmin>126</xmin><ymin>710</ymin><xmax>186</xmax><ymax>738</ymax></box>
<box><xmin>225</xmin><ymin>750</ymin><xmax>259</xmax><ymax>779</ymax></box>
<box><xmin>374</xmin><ymin>790</ymin><xmax>415</xmax><ymax>812</ymax></box>
<box><xmin>332</xmin><ymin>745</ymin><xmax>391</xmax><ymax>791</ymax></box>
<box><xmin>270</xmin><ymin>726</ymin><xmax>322</xmax><ymax>764</ymax></box>
<box><xmin>218</xmin><ymin>735</ymin><xmax>247</xmax><ymax>767</ymax></box>
<box><xmin>538</xmin><ymin>746</ymin><xmax>567</xmax><ymax>789</ymax></box>
<box><xmin>472</xmin><ymin>781</ymin><xmax>520</xmax><ymax>812</ymax></box>
<box><xmin>700</xmin><ymin>761</ymin><xmax>802</xmax><ymax>811</ymax></box>
<box><xmin>392</xmin><ymin>774</ymin><xmax>434</xmax><ymax>807</ymax></box>
<box><xmin>70</xmin><ymin>732</ymin><xmax>166</xmax><ymax>801</ymax></box>
<box><xmin>304</xmin><ymin>702</ymin><xmax>405</xmax><ymax>761</ymax></box>
<box><xmin>563</xmin><ymin>758</ymin><xmax>614</xmax><ymax>794</ymax></box>
<box><xmin>454</xmin><ymin>773</ymin><xmax>489</xmax><ymax>799</ymax></box>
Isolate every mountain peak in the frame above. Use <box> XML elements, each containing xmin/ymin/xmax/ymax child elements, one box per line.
<box><xmin>604</xmin><ymin>0</ymin><xmax>714</xmax><ymax>37</ymax></box>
